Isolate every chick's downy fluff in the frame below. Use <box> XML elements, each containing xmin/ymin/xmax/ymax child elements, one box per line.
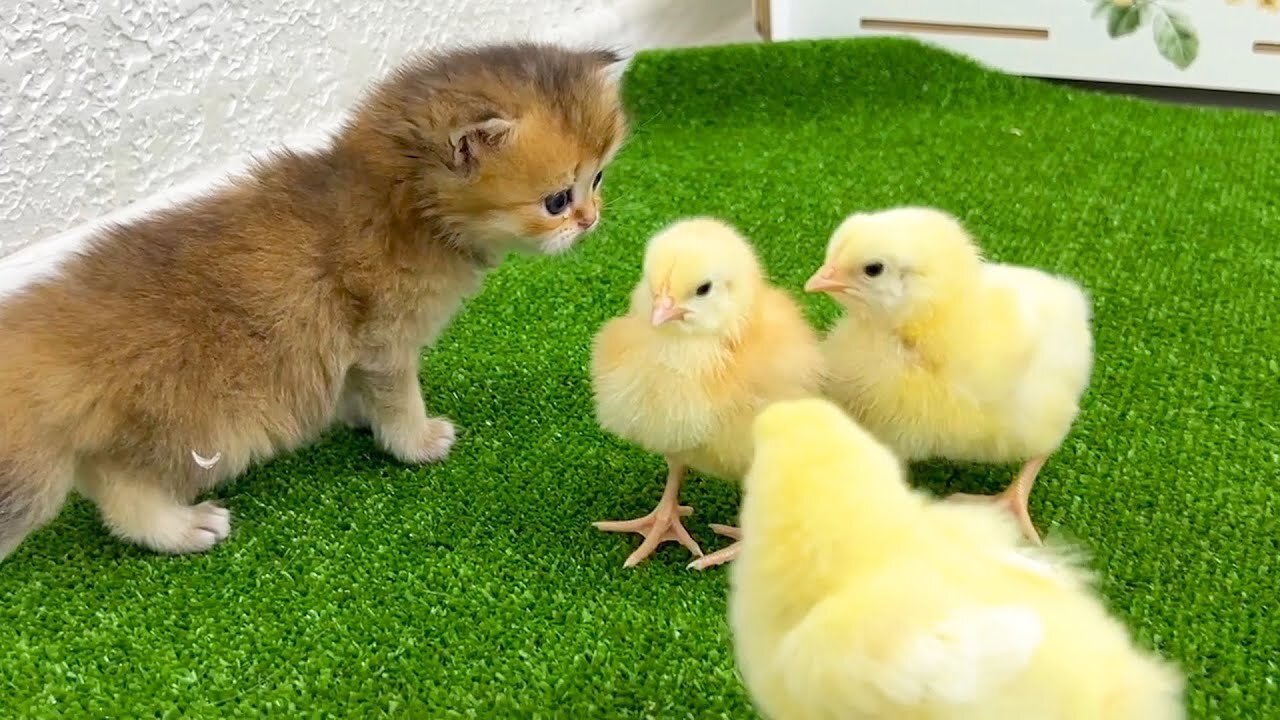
<box><xmin>807</xmin><ymin>207</ymin><xmax>1094</xmax><ymax>543</ymax></box>
<box><xmin>729</xmin><ymin>397</ymin><xmax>1184</xmax><ymax>720</ymax></box>
<box><xmin>590</xmin><ymin>217</ymin><xmax>824</xmax><ymax>570</ymax></box>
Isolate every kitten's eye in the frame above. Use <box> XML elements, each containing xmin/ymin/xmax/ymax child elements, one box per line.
<box><xmin>863</xmin><ymin>262</ymin><xmax>885</xmax><ymax>278</ymax></box>
<box><xmin>543</xmin><ymin>189</ymin><xmax>572</xmax><ymax>215</ymax></box>
<box><xmin>695</xmin><ymin>281</ymin><xmax>712</xmax><ymax>297</ymax></box>
<box><xmin>592</xmin><ymin>171</ymin><xmax>603</xmax><ymax>189</ymax></box>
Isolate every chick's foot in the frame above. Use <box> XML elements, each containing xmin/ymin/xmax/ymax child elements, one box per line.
<box><xmin>595</xmin><ymin>459</ymin><xmax>708</xmax><ymax>568</ymax></box>
<box><xmin>947</xmin><ymin>456</ymin><xmax>1046</xmax><ymax>545</ymax></box>
<box><xmin>593</xmin><ymin>500</ymin><xmax>704</xmax><ymax>568</ymax></box>
<box><xmin>687</xmin><ymin>524</ymin><xmax>741</xmax><ymax>571</ymax></box>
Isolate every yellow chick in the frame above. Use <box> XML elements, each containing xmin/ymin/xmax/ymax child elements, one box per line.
<box><xmin>805</xmin><ymin>206</ymin><xmax>1094</xmax><ymax>544</ymax></box>
<box><xmin>729</xmin><ymin>397</ymin><xmax>1184</xmax><ymax>720</ymax></box>
<box><xmin>590</xmin><ymin>217</ymin><xmax>824</xmax><ymax>570</ymax></box>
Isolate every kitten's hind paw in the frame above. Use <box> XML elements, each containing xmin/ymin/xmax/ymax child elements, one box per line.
<box><xmin>120</xmin><ymin>500</ymin><xmax>231</xmax><ymax>554</ymax></box>
<box><xmin>184</xmin><ymin>502</ymin><xmax>232</xmax><ymax>552</ymax></box>
<box><xmin>384</xmin><ymin>417</ymin><xmax>457</xmax><ymax>464</ymax></box>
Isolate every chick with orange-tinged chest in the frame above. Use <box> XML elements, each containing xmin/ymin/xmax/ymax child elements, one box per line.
<box><xmin>589</xmin><ymin>218</ymin><xmax>824</xmax><ymax>570</ymax></box>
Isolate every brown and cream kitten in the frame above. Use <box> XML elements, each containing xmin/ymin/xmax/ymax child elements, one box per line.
<box><xmin>0</xmin><ymin>42</ymin><xmax>630</xmax><ymax>562</ymax></box>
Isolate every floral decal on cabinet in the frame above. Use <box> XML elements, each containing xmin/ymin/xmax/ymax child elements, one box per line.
<box><xmin>1090</xmin><ymin>0</ymin><xmax>1200</xmax><ymax>69</ymax></box>
<box><xmin>1093</xmin><ymin>0</ymin><xmax>1279</xmax><ymax>69</ymax></box>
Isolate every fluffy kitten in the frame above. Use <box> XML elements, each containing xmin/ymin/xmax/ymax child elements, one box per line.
<box><xmin>0</xmin><ymin>42</ymin><xmax>630</xmax><ymax>562</ymax></box>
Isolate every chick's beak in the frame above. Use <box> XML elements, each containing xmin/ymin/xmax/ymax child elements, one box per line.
<box><xmin>804</xmin><ymin>266</ymin><xmax>850</xmax><ymax>294</ymax></box>
<box><xmin>651</xmin><ymin>295</ymin><xmax>686</xmax><ymax>326</ymax></box>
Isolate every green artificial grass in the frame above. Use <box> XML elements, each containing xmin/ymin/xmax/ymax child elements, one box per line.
<box><xmin>2</xmin><ymin>37</ymin><xmax>1279</xmax><ymax>718</ymax></box>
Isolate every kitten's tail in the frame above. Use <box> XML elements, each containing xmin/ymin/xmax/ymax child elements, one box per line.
<box><xmin>0</xmin><ymin>434</ymin><xmax>74</xmax><ymax>565</ymax></box>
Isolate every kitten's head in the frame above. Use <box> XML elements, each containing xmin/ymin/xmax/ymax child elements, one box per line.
<box><xmin>355</xmin><ymin>42</ymin><xmax>631</xmax><ymax>258</ymax></box>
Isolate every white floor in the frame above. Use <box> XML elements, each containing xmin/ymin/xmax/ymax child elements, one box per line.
<box><xmin>1054</xmin><ymin>78</ymin><xmax>1280</xmax><ymax>113</ymax></box>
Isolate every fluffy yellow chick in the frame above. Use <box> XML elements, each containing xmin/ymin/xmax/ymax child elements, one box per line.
<box><xmin>805</xmin><ymin>206</ymin><xmax>1094</xmax><ymax>544</ymax></box>
<box><xmin>729</xmin><ymin>397</ymin><xmax>1184</xmax><ymax>720</ymax></box>
<box><xmin>590</xmin><ymin>217</ymin><xmax>824</xmax><ymax>570</ymax></box>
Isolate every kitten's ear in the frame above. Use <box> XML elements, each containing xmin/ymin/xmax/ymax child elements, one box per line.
<box><xmin>447</xmin><ymin>116</ymin><xmax>514</xmax><ymax>172</ymax></box>
<box><xmin>591</xmin><ymin>48</ymin><xmax>633</xmax><ymax>88</ymax></box>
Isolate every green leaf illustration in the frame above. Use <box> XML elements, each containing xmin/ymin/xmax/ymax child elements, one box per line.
<box><xmin>1092</xmin><ymin>0</ymin><xmax>1116</xmax><ymax>19</ymax></box>
<box><xmin>1107</xmin><ymin>3</ymin><xmax>1145</xmax><ymax>37</ymax></box>
<box><xmin>1152</xmin><ymin>7</ymin><xmax>1199</xmax><ymax>69</ymax></box>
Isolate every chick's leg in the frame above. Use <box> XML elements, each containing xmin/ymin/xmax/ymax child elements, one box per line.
<box><xmin>687</xmin><ymin>524</ymin><xmax>741</xmax><ymax>571</ymax></box>
<box><xmin>593</xmin><ymin>459</ymin><xmax>704</xmax><ymax>568</ymax></box>
<box><xmin>949</xmin><ymin>455</ymin><xmax>1046</xmax><ymax>545</ymax></box>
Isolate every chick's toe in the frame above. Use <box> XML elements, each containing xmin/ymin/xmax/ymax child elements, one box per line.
<box><xmin>687</xmin><ymin>524</ymin><xmax>742</xmax><ymax>571</ymax></box>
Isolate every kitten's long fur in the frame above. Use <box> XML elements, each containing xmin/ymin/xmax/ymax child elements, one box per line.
<box><xmin>0</xmin><ymin>42</ymin><xmax>630</xmax><ymax>562</ymax></box>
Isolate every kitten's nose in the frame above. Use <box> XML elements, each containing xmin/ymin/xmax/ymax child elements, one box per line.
<box><xmin>575</xmin><ymin>207</ymin><xmax>597</xmax><ymax>230</ymax></box>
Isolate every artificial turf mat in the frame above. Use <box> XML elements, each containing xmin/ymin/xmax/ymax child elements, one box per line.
<box><xmin>2</xmin><ymin>36</ymin><xmax>1278</xmax><ymax>718</ymax></box>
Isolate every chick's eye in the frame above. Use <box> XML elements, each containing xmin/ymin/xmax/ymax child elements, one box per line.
<box><xmin>695</xmin><ymin>281</ymin><xmax>712</xmax><ymax>297</ymax></box>
<box><xmin>863</xmin><ymin>262</ymin><xmax>885</xmax><ymax>278</ymax></box>
<box><xmin>592</xmin><ymin>171</ymin><xmax>603</xmax><ymax>189</ymax></box>
<box><xmin>543</xmin><ymin>189</ymin><xmax>572</xmax><ymax>215</ymax></box>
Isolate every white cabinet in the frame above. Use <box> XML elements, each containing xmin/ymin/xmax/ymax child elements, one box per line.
<box><xmin>765</xmin><ymin>0</ymin><xmax>1280</xmax><ymax>94</ymax></box>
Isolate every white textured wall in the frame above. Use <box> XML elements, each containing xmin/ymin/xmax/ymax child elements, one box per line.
<box><xmin>0</xmin><ymin>0</ymin><xmax>753</xmax><ymax>259</ymax></box>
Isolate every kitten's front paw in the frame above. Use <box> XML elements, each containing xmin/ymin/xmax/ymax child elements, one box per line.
<box><xmin>383</xmin><ymin>417</ymin><xmax>457</xmax><ymax>464</ymax></box>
